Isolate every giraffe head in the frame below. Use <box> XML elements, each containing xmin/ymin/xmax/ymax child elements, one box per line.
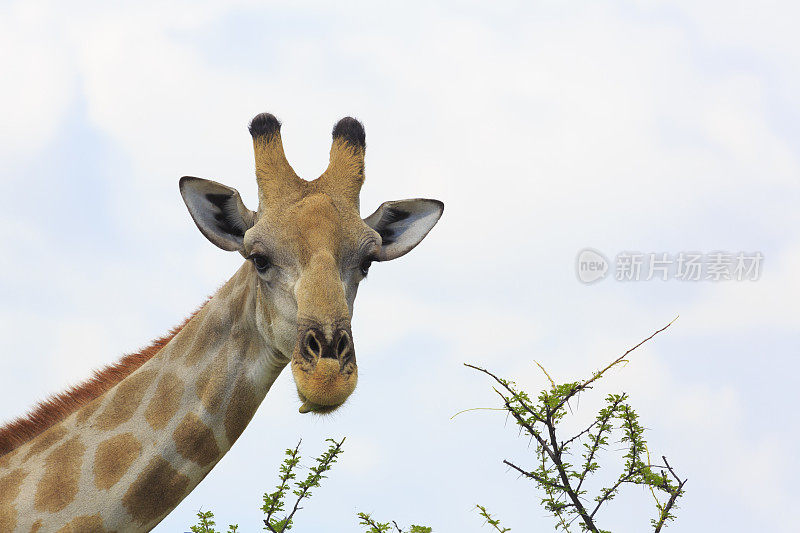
<box><xmin>179</xmin><ymin>113</ymin><xmax>443</xmax><ymax>414</ymax></box>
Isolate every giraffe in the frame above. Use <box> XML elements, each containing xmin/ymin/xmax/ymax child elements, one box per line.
<box><xmin>0</xmin><ymin>112</ymin><xmax>444</xmax><ymax>532</ymax></box>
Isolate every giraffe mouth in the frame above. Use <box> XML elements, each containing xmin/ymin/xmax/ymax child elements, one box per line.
<box><xmin>291</xmin><ymin>356</ymin><xmax>358</xmax><ymax>414</ymax></box>
<box><xmin>297</xmin><ymin>394</ymin><xmax>343</xmax><ymax>414</ymax></box>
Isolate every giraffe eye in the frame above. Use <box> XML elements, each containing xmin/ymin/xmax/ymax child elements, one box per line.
<box><xmin>249</xmin><ymin>254</ymin><xmax>271</xmax><ymax>273</ymax></box>
<box><xmin>359</xmin><ymin>259</ymin><xmax>373</xmax><ymax>277</ymax></box>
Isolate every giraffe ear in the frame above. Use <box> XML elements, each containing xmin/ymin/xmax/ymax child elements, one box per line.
<box><xmin>364</xmin><ymin>199</ymin><xmax>444</xmax><ymax>261</ymax></box>
<box><xmin>180</xmin><ymin>176</ymin><xmax>256</xmax><ymax>254</ymax></box>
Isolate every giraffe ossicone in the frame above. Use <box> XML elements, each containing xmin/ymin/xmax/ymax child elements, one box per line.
<box><xmin>0</xmin><ymin>113</ymin><xmax>443</xmax><ymax>532</ymax></box>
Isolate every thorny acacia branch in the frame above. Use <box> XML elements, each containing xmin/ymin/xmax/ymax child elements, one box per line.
<box><xmin>468</xmin><ymin>318</ymin><xmax>686</xmax><ymax>533</ymax></box>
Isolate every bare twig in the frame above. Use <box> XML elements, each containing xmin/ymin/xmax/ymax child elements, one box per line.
<box><xmin>553</xmin><ymin>317</ymin><xmax>678</xmax><ymax>414</ymax></box>
<box><xmin>535</xmin><ymin>360</ymin><xmax>556</xmax><ymax>389</ymax></box>
<box><xmin>449</xmin><ymin>406</ymin><xmax>506</xmax><ymax>420</ymax></box>
<box><xmin>503</xmin><ymin>459</ymin><xmax>567</xmax><ymax>491</ymax></box>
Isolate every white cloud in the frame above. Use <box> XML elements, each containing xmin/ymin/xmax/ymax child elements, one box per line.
<box><xmin>0</xmin><ymin>2</ymin><xmax>74</xmax><ymax>158</ymax></box>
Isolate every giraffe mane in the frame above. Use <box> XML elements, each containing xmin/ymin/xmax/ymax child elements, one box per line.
<box><xmin>0</xmin><ymin>299</ymin><xmax>209</xmax><ymax>457</ymax></box>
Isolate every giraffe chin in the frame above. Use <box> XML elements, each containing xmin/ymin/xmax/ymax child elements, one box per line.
<box><xmin>291</xmin><ymin>356</ymin><xmax>358</xmax><ymax>415</ymax></box>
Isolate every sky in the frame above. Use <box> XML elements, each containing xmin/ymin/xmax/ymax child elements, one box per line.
<box><xmin>1</xmin><ymin>1</ymin><xmax>798</xmax><ymax>531</ymax></box>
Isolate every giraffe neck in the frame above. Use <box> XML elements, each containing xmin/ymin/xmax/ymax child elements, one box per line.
<box><xmin>0</xmin><ymin>263</ymin><xmax>288</xmax><ymax>532</ymax></box>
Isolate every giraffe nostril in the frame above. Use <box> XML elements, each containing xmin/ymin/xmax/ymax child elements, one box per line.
<box><xmin>304</xmin><ymin>331</ymin><xmax>321</xmax><ymax>358</ymax></box>
<box><xmin>335</xmin><ymin>331</ymin><xmax>351</xmax><ymax>359</ymax></box>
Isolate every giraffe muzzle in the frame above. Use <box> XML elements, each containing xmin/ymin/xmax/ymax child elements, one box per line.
<box><xmin>292</xmin><ymin>324</ymin><xmax>358</xmax><ymax>414</ymax></box>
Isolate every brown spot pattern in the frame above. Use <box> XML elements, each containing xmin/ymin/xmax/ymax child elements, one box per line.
<box><xmin>183</xmin><ymin>334</ymin><xmax>209</xmax><ymax>367</ymax></box>
<box><xmin>34</xmin><ymin>436</ymin><xmax>85</xmax><ymax>513</ymax></box>
<box><xmin>0</xmin><ymin>468</ymin><xmax>26</xmax><ymax>531</ymax></box>
<box><xmin>122</xmin><ymin>456</ymin><xmax>190</xmax><ymax>525</ymax></box>
<box><xmin>94</xmin><ymin>369</ymin><xmax>157</xmax><ymax>431</ymax></box>
<box><xmin>55</xmin><ymin>514</ymin><xmax>109</xmax><ymax>533</ymax></box>
<box><xmin>224</xmin><ymin>376</ymin><xmax>261</xmax><ymax>444</ymax></box>
<box><xmin>173</xmin><ymin>413</ymin><xmax>220</xmax><ymax>467</ymax></box>
<box><xmin>145</xmin><ymin>372</ymin><xmax>183</xmax><ymax>430</ymax></box>
<box><xmin>30</xmin><ymin>519</ymin><xmax>43</xmax><ymax>532</ymax></box>
<box><xmin>242</xmin><ymin>336</ymin><xmax>261</xmax><ymax>363</ymax></box>
<box><xmin>0</xmin><ymin>508</ymin><xmax>14</xmax><ymax>532</ymax></box>
<box><xmin>185</xmin><ymin>310</ymin><xmax>231</xmax><ymax>367</ymax></box>
<box><xmin>228</xmin><ymin>284</ymin><xmax>249</xmax><ymax>324</ymax></box>
<box><xmin>76</xmin><ymin>400</ymin><xmax>101</xmax><ymax>424</ymax></box>
<box><xmin>93</xmin><ymin>433</ymin><xmax>142</xmax><ymax>490</ymax></box>
<box><xmin>173</xmin><ymin>311</ymin><xmax>210</xmax><ymax>365</ymax></box>
<box><xmin>0</xmin><ymin>448</ymin><xmax>16</xmax><ymax>469</ymax></box>
<box><xmin>195</xmin><ymin>350</ymin><xmax>229</xmax><ymax>413</ymax></box>
<box><xmin>24</xmin><ymin>424</ymin><xmax>68</xmax><ymax>460</ymax></box>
